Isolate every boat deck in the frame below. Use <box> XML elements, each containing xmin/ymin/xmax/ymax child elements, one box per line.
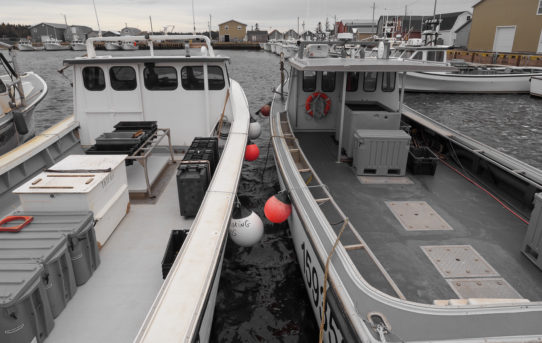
<box><xmin>296</xmin><ymin>132</ymin><xmax>542</xmax><ymax>304</ymax></box>
<box><xmin>46</xmin><ymin>158</ymin><xmax>193</xmax><ymax>343</ymax></box>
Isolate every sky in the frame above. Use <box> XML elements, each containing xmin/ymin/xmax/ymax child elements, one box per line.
<box><xmin>3</xmin><ymin>0</ymin><xmax>479</xmax><ymax>32</ymax></box>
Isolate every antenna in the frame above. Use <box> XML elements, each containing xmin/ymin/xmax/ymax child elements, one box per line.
<box><xmin>192</xmin><ymin>0</ymin><xmax>196</xmax><ymax>34</ymax></box>
<box><xmin>149</xmin><ymin>16</ymin><xmax>154</xmax><ymax>34</ymax></box>
<box><xmin>92</xmin><ymin>0</ymin><xmax>102</xmax><ymax>37</ymax></box>
<box><xmin>62</xmin><ymin>14</ymin><xmax>69</xmax><ymax>41</ymax></box>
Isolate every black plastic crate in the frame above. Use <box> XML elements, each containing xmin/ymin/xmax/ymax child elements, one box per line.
<box><xmin>161</xmin><ymin>230</ymin><xmax>188</xmax><ymax>279</ymax></box>
<box><xmin>407</xmin><ymin>146</ymin><xmax>438</xmax><ymax>175</ymax></box>
<box><xmin>84</xmin><ymin>146</ymin><xmax>136</xmax><ymax>166</ymax></box>
<box><xmin>190</xmin><ymin>137</ymin><xmax>219</xmax><ymax>164</ymax></box>
<box><xmin>183</xmin><ymin>148</ymin><xmax>216</xmax><ymax>174</ymax></box>
<box><xmin>114</xmin><ymin>121</ymin><xmax>157</xmax><ymax>133</ymax></box>
<box><xmin>94</xmin><ymin>131</ymin><xmax>146</xmax><ymax>151</ymax></box>
<box><xmin>176</xmin><ymin>163</ymin><xmax>210</xmax><ymax>217</ymax></box>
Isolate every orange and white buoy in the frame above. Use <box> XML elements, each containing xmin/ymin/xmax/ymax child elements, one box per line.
<box><xmin>264</xmin><ymin>191</ymin><xmax>292</xmax><ymax>223</ymax></box>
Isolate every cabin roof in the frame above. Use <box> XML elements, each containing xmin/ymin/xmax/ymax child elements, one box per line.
<box><xmin>63</xmin><ymin>55</ymin><xmax>230</xmax><ymax>66</ymax></box>
<box><xmin>289</xmin><ymin>57</ymin><xmax>455</xmax><ymax>72</ymax></box>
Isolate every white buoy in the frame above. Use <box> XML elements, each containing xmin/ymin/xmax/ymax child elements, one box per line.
<box><xmin>229</xmin><ymin>204</ymin><xmax>264</xmax><ymax>247</ymax></box>
<box><xmin>248</xmin><ymin>117</ymin><xmax>262</xmax><ymax>140</ymax></box>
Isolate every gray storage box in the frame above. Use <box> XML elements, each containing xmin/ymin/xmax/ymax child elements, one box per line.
<box><xmin>522</xmin><ymin>193</ymin><xmax>542</xmax><ymax>270</ymax></box>
<box><xmin>0</xmin><ymin>232</ymin><xmax>76</xmax><ymax>318</ymax></box>
<box><xmin>12</xmin><ymin>211</ymin><xmax>100</xmax><ymax>286</ymax></box>
<box><xmin>0</xmin><ymin>263</ymin><xmax>54</xmax><ymax>343</ymax></box>
<box><xmin>352</xmin><ymin>129</ymin><xmax>411</xmax><ymax>176</ymax></box>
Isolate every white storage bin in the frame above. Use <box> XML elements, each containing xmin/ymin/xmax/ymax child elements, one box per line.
<box><xmin>14</xmin><ymin>155</ymin><xmax>129</xmax><ymax>246</ymax></box>
<box><xmin>352</xmin><ymin>129</ymin><xmax>411</xmax><ymax>176</ymax></box>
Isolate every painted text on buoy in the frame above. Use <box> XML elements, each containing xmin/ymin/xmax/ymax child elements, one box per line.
<box><xmin>229</xmin><ymin>204</ymin><xmax>264</xmax><ymax>247</ymax></box>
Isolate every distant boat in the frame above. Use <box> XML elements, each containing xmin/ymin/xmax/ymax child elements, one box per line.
<box><xmin>121</xmin><ymin>41</ymin><xmax>138</xmax><ymax>51</ymax></box>
<box><xmin>71</xmin><ymin>39</ymin><xmax>87</xmax><ymax>51</ymax></box>
<box><xmin>44</xmin><ymin>38</ymin><xmax>70</xmax><ymax>51</ymax></box>
<box><xmin>17</xmin><ymin>39</ymin><xmax>35</xmax><ymax>51</ymax></box>
<box><xmin>105</xmin><ymin>42</ymin><xmax>122</xmax><ymax>51</ymax></box>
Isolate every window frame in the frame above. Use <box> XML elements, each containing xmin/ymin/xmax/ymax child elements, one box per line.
<box><xmin>321</xmin><ymin>71</ymin><xmax>336</xmax><ymax>92</ymax></box>
<box><xmin>225</xmin><ymin>25</ymin><xmax>229</xmax><ymax>30</ymax></box>
<box><xmin>363</xmin><ymin>72</ymin><xmax>378</xmax><ymax>92</ymax></box>
<box><xmin>82</xmin><ymin>66</ymin><xmax>106</xmax><ymax>91</ymax></box>
<box><xmin>143</xmin><ymin>66</ymin><xmax>178</xmax><ymax>91</ymax></box>
<box><xmin>302</xmin><ymin>71</ymin><xmax>317</xmax><ymax>92</ymax></box>
<box><xmin>538</xmin><ymin>0</ymin><xmax>542</xmax><ymax>15</ymax></box>
<box><xmin>109</xmin><ymin>66</ymin><xmax>137</xmax><ymax>91</ymax></box>
<box><xmin>181</xmin><ymin>66</ymin><xmax>205</xmax><ymax>91</ymax></box>
<box><xmin>180</xmin><ymin>65</ymin><xmax>226</xmax><ymax>91</ymax></box>
<box><xmin>381</xmin><ymin>72</ymin><xmax>396</xmax><ymax>92</ymax></box>
<box><xmin>207</xmin><ymin>66</ymin><xmax>226</xmax><ymax>90</ymax></box>
<box><xmin>410</xmin><ymin>50</ymin><xmax>423</xmax><ymax>60</ymax></box>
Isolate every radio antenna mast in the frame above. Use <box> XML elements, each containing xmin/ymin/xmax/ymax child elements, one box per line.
<box><xmin>92</xmin><ymin>0</ymin><xmax>102</xmax><ymax>37</ymax></box>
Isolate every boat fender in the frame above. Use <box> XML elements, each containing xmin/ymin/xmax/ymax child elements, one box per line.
<box><xmin>245</xmin><ymin>140</ymin><xmax>260</xmax><ymax>161</ymax></box>
<box><xmin>264</xmin><ymin>191</ymin><xmax>292</xmax><ymax>223</ymax></box>
<box><xmin>229</xmin><ymin>203</ymin><xmax>264</xmax><ymax>247</ymax></box>
<box><xmin>305</xmin><ymin>92</ymin><xmax>331</xmax><ymax>119</ymax></box>
<box><xmin>12</xmin><ymin>110</ymin><xmax>29</xmax><ymax>135</ymax></box>
<box><xmin>248</xmin><ymin>117</ymin><xmax>262</xmax><ymax>139</ymax></box>
<box><xmin>258</xmin><ymin>104</ymin><xmax>271</xmax><ymax>117</ymax></box>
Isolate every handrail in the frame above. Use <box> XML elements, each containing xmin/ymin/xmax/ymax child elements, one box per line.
<box><xmin>85</xmin><ymin>34</ymin><xmax>215</xmax><ymax>58</ymax></box>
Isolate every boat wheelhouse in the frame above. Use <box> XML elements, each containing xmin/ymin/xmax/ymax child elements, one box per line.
<box><xmin>0</xmin><ymin>35</ymin><xmax>251</xmax><ymax>343</ymax></box>
<box><xmin>270</xmin><ymin>42</ymin><xmax>542</xmax><ymax>342</ymax></box>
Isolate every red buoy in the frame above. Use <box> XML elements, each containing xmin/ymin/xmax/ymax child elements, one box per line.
<box><xmin>245</xmin><ymin>141</ymin><xmax>260</xmax><ymax>161</ymax></box>
<box><xmin>259</xmin><ymin>104</ymin><xmax>270</xmax><ymax>117</ymax></box>
<box><xmin>264</xmin><ymin>192</ymin><xmax>292</xmax><ymax>223</ymax></box>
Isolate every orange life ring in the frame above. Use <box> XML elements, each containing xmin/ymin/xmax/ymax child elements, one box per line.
<box><xmin>305</xmin><ymin>92</ymin><xmax>331</xmax><ymax>118</ymax></box>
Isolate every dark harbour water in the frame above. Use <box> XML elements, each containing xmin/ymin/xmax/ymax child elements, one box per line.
<box><xmin>12</xmin><ymin>49</ymin><xmax>542</xmax><ymax>342</ymax></box>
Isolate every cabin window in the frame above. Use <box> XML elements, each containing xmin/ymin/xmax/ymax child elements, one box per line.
<box><xmin>181</xmin><ymin>66</ymin><xmax>205</xmax><ymax>90</ymax></box>
<box><xmin>346</xmin><ymin>72</ymin><xmax>360</xmax><ymax>92</ymax></box>
<box><xmin>427</xmin><ymin>50</ymin><xmax>445</xmax><ymax>62</ymax></box>
<box><xmin>400</xmin><ymin>50</ymin><xmax>414</xmax><ymax>59</ymax></box>
<box><xmin>0</xmin><ymin>79</ymin><xmax>5</xmax><ymax>93</ymax></box>
<box><xmin>321</xmin><ymin>72</ymin><xmax>336</xmax><ymax>92</ymax></box>
<box><xmin>302</xmin><ymin>71</ymin><xmax>317</xmax><ymax>92</ymax></box>
<box><xmin>538</xmin><ymin>0</ymin><xmax>542</xmax><ymax>15</ymax></box>
<box><xmin>109</xmin><ymin>66</ymin><xmax>137</xmax><ymax>91</ymax></box>
<box><xmin>144</xmin><ymin>66</ymin><xmax>178</xmax><ymax>90</ymax></box>
<box><xmin>410</xmin><ymin>51</ymin><xmax>423</xmax><ymax>60</ymax></box>
<box><xmin>207</xmin><ymin>66</ymin><xmax>226</xmax><ymax>90</ymax></box>
<box><xmin>82</xmin><ymin>67</ymin><xmax>105</xmax><ymax>91</ymax></box>
<box><xmin>381</xmin><ymin>73</ymin><xmax>396</xmax><ymax>92</ymax></box>
<box><xmin>363</xmin><ymin>72</ymin><xmax>378</xmax><ymax>92</ymax></box>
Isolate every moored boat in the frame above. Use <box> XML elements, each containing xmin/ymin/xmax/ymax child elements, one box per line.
<box><xmin>0</xmin><ymin>35</ymin><xmax>252</xmax><ymax>343</ymax></box>
<box><xmin>121</xmin><ymin>41</ymin><xmax>138</xmax><ymax>50</ymax></box>
<box><xmin>70</xmin><ymin>39</ymin><xmax>87</xmax><ymax>51</ymax></box>
<box><xmin>16</xmin><ymin>39</ymin><xmax>35</xmax><ymax>51</ymax></box>
<box><xmin>270</xmin><ymin>42</ymin><xmax>542</xmax><ymax>342</ymax></box>
<box><xmin>105</xmin><ymin>41</ymin><xmax>122</xmax><ymax>51</ymax></box>
<box><xmin>44</xmin><ymin>37</ymin><xmax>70</xmax><ymax>51</ymax></box>
<box><xmin>530</xmin><ymin>75</ymin><xmax>542</xmax><ymax>97</ymax></box>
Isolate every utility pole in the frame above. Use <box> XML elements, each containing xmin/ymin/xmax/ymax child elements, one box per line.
<box><xmin>371</xmin><ymin>2</ymin><xmax>375</xmax><ymax>37</ymax></box>
<box><xmin>297</xmin><ymin>17</ymin><xmax>300</xmax><ymax>36</ymax></box>
<box><xmin>149</xmin><ymin>16</ymin><xmax>154</xmax><ymax>34</ymax></box>
<box><xmin>209</xmin><ymin>14</ymin><xmax>212</xmax><ymax>40</ymax></box>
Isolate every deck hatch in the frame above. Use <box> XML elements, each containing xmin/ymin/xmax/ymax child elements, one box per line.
<box><xmin>446</xmin><ymin>278</ymin><xmax>522</xmax><ymax>299</ymax></box>
<box><xmin>421</xmin><ymin>245</ymin><xmax>500</xmax><ymax>278</ymax></box>
<box><xmin>386</xmin><ymin>201</ymin><xmax>452</xmax><ymax>231</ymax></box>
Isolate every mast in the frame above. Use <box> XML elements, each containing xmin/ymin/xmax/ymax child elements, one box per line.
<box><xmin>92</xmin><ymin>0</ymin><xmax>102</xmax><ymax>37</ymax></box>
<box><xmin>371</xmin><ymin>2</ymin><xmax>375</xmax><ymax>38</ymax></box>
<box><xmin>433</xmin><ymin>0</ymin><xmax>438</xmax><ymax>17</ymax></box>
<box><xmin>192</xmin><ymin>0</ymin><xmax>196</xmax><ymax>34</ymax></box>
<box><xmin>209</xmin><ymin>14</ymin><xmax>212</xmax><ymax>40</ymax></box>
<box><xmin>149</xmin><ymin>16</ymin><xmax>154</xmax><ymax>34</ymax></box>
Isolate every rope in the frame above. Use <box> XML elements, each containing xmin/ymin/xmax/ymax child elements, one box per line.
<box><xmin>439</xmin><ymin>157</ymin><xmax>529</xmax><ymax>225</ymax></box>
<box><xmin>319</xmin><ymin>218</ymin><xmax>349</xmax><ymax>343</ymax></box>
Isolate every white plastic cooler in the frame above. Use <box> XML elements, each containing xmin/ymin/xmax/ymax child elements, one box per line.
<box><xmin>14</xmin><ymin>155</ymin><xmax>129</xmax><ymax>246</ymax></box>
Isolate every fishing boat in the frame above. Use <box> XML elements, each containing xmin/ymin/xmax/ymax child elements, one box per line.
<box><xmin>0</xmin><ymin>43</ymin><xmax>48</xmax><ymax>155</ymax></box>
<box><xmin>105</xmin><ymin>41</ymin><xmax>122</xmax><ymax>51</ymax></box>
<box><xmin>70</xmin><ymin>39</ymin><xmax>87</xmax><ymax>51</ymax></box>
<box><xmin>402</xmin><ymin>46</ymin><xmax>542</xmax><ymax>93</ymax></box>
<box><xmin>530</xmin><ymin>75</ymin><xmax>542</xmax><ymax>97</ymax></box>
<box><xmin>270</xmin><ymin>42</ymin><xmax>542</xmax><ymax>342</ymax></box>
<box><xmin>43</xmin><ymin>37</ymin><xmax>70</xmax><ymax>51</ymax></box>
<box><xmin>16</xmin><ymin>39</ymin><xmax>35</xmax><ymax>51</ymax></box>
<box><xmin>121</xmin><ymin>41</ymin><xmax>138</xmax><ymax>51</ymax></box>
<box><xmin>0</xmin><ymin>35</ymin><xmax>251</xmax><ymax>343</ymax></box>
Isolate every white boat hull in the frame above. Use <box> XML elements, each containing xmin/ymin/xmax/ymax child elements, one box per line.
<box><xmin>404</xmin><ymin>71</ymin><xmax>542</xmax><ymax>93</ymax></box>
<box><xmin>44</xmin><ymin>43</ymin><xmax>70</xmax><ymax>51</ymax></box>
<box><xmin>71</xmin><ymin>43</ymin><xmax>87</xmax><ymax>51</ymax></box>
<box><xmin>17</xmin><ymin>44</ymin><xmax>35</xmax><ymax>51</ymax></box>
<box><xmin>105</xmin><ymin>43</ymin><xmax>122</xmax><ymax>51</ymax></box>
<box><xmin>530</xmin><ymin>76</ymin><xmax>542</xmax><ymax>97</ymax></box>
<box><xmin>121</xmin><ymin>42</ymin><xmax>138</xmax><ymax>51</ymax></box>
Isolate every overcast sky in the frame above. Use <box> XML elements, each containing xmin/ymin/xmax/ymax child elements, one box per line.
<box><xmin>4</xmin><ymin>0</ymin><xmax>479</xmax><ymax>32</ymax></box>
